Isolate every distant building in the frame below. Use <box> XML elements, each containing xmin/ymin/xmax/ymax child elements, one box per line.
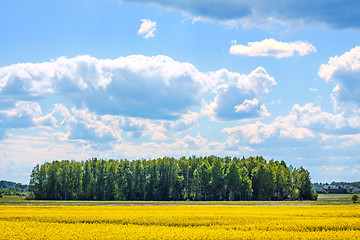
<box><xmin>322</xmin><ymin>185</ymin><xmax>348</xmax><ymax>194</ymax></box>
<box><xmin>313</xmin><ymin>187</ymin><xmax>323</xmax><ymax>194</ymax></box>
<box><xmin>353</xmin><ymin>188</ymin><xmax>360</xmax><ymax>194</ymax></box>
<box><xmin>313</xmin><ymin>185</ymin><xmax>348</xmax><ymax>194</ymax></box>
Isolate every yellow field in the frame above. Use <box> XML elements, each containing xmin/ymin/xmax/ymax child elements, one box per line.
<box><xmin>1</xmin><ymin>205</ymin><xmax>359</xmax><ymax>239</ymax></box>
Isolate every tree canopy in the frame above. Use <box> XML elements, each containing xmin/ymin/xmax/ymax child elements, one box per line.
<box><xmin>29</xmin><ymin>156</ymin><xmax>317</xmax><ymax>201</ymax></box>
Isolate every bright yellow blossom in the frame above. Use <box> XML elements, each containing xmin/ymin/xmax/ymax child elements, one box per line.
<box><xmin>0</xmin><ymin>205</ymin><xmax>359</xmax><ymax>239</ymax></box>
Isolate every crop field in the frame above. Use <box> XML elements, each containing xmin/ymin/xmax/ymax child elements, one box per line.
<box><xmin>1</xmin><ymin>199</ymin><xmax>359</xmax><ymax>239</ymax></box>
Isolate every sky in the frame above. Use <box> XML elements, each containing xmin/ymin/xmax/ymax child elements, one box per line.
<box><xmin>1</xmin><ymin>0</ymin><xmax>360</xmax><ymax>184</ymax></box>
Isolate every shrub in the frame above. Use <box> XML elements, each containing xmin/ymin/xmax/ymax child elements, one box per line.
<box><xmin>351</xmin><ymin>194</ymin><xmax>359</xmax><ymax>203</ymax></box>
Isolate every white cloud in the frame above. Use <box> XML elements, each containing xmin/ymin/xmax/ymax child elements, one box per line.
<box><xmin>164</xmin><ymin>111</ymin><xmax>199</xmax><ymax>132</ymax></box>
<box><xmin>222</xmin><ymin>103</ymin><xmax>357</xmax><ymax>144</ymax></box>
<box><xmin>0</xmin><ymin>101</ymin><xmax>57</xmax><ymax>139</ymax></box>
<box><xmin>318</xmin><ymin>46</ymin><xmax>360</xmax><ymax>110</ymax></box>
<box><xmin>203</xmin><ymin>67</ymin><xmax>276</xmax><ymax>120</ymax></box>
<box><xmin>0</xmin><ymin>54</ymin><xmax>283</xmax><ymax>146</ymax></box>
<box><xmin>138</xmin><ymin>19</ymin><xmax>157</xmax><ymax>38</ymax></box>
<box><xmin>44</xmin><ymin>105</ymin><xmax>174</xmax><ymax>144</ymax></box>
<box><xmin>223</xmin><ymin>121</ymin><xmax>275</xmax><ymax>144</ymax></box>
<box><xmin>234</xmin><ymin>98</ymin><xmax>259</xmax><ymax>113</ymax></box>
<box><xmin>0</xmin><ymin>54</ymin><xmax>278</xmax><ymax>128</ymax></box>
<box><xmin>64</xmin><ymin>108</ymin><xmax>123</xmax><ymax>143</ymax></box>
<box><xmin>31</xmin><ymin>102</ymin><xmax>201</xmax><ymax>145</ymax></box>
<box><xmin>0</xmin><ymin>55</ymin><xmax>204</xmax><ymax>120</ymax></box>
<box><xmin>318</xmin><ymin>46</ymin><xmax>360</xmax><ymax>82</ymax></box>
<box><xmin>230</xmin><ymin>39</ymin><xmax>316</xmax><ymax>58</ymax></box>
<box><xmin>151</xmin><ymin>131</ymin><xmax>168</xmax><ymax>141</ymax></box>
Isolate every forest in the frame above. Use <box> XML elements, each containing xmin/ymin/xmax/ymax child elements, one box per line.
<box><xmin>29</xmin><ymin>156</ymin><xmax>317</xmax><ymax>201</ymax></box>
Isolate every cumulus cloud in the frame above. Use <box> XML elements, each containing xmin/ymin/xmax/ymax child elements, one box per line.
<box><xmin>234</xmin><ymin>98</ymin><xmax>259</xmax><ymax>112</ymax></box>
<box><xmin>0</xmin><ymin>55</ymin><xmax>203</xmax><ymax>120</ymax></box>
<box><xmin>62</xmin><ymin>108</ymin><xmax>123</xmax><ymax>143</ymax></box>
<box><xmin>0</xmin><ymin>101</ymin><xmax>57</xmax><ymax>140</ymax></box>
<box><xmin>203</xmin><ymin>67</ymin><xmax>276</xmax><ymax>120</ymax></box>
<box><xmin>42</xmin><ymin>104</ymin><xmax>173</xmax><ymax>144</ymax></box>
<box><xmin>138</xmin><ymin>19</ymin><xmax>157</xmax><ymax>38</ymax></box>
<box><xmin>164</xmin><ymin>111</ymin><xmax>199</xmax><ymax>132</ymax></box>
<box><xmin>119</xmin><ymin>0</ymin><xmax>360</xmax><ymax>29</ymax></box>
<box><xmin>222</xmin><ymin>102</ymin><xmax>360</xmax><ymax>145</ymax></box>
<box><xmin>318</xmin><ymin>46</ymin><xmax>360</xmax><ymax>110</ymax></box>
<box><xmin>230</xmin><ymin>39</ymin><xmax>316</xmax><ymax>58</ymax></box>
<box><xmin>0</xmin><ymin>54</ymin><xmax>277</xmax><ymax>126</ymax></box>
<box><xmin>0</xmin><ymin>54</ymin><xmax>280</xmax><ymax>145</ymax></box>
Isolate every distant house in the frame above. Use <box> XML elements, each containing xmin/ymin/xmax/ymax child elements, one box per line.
<box><xmin>313</xmin><ymin>188</ymin><xmax>323</xmax><ymax>194</ymax></box>
<box><xmin>322</xmin><ymin>185</ymin><xmax>348</xmax><ymax>194</ymax></box>
<box><xmin>353</xmin><ymin>188</ymin><xmax>360</xmax><ymax>194</ymax></box>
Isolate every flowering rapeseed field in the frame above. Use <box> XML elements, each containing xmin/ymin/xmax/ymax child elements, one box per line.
<box><xmin>1</xmin><ymin>205</ymin><xmax>359</xmax><ymax>239</ymax></box>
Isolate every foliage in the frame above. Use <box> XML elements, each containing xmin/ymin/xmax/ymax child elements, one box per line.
<box><xmin>1</xmin><ymin>205</ymin><xmax>360</xmax><ymax>239</ymax></box>
<box><xmin>0</xmin><ymin>183</ymin><xmax>28</xmax><ymax>196</ymax></box>
<box><xmin>28</xmin><ymin>156</ymin><xmax>317</xmax><ymax>201</ymax></box>
<box><xmin>352</xmin><ymin>194</ymin><xmax>359</xmax><ymax>203</ymax></box>
<box><xmin>0</xmin><ymin>180</ymin><xmax>17</xmax><ymax>189</ymax></box>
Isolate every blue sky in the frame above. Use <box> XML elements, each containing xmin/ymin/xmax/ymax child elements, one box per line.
<box><xmin>1</xmin><ymin>0</ymin><xmax>360</xmax><ymax>184</ymax></box>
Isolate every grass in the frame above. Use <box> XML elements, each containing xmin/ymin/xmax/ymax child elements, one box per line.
<box><xmin>0</xmin><ymin>194</ymin><xmax>357</xmax><ymax>206</ymax></box>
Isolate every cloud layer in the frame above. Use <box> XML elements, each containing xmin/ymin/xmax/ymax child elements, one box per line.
<box><xmin>230</xmin><ymin>39</ymin><xmax>316</xmax><ymax>58</ymax></box>
<box><xmin>0</xmin><ymin>55</ymin><xmax>276</xmax><ymax>143</ymax></box>
<box><xmin>120</xmin><ymin>0</ymin><xmax>360</xmax><ymax>29</ymax></box>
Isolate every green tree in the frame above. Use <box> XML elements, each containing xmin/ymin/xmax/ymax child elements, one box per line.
<box><xmin>195</xmin><ymin>159</ymin><xmax>211</xmax><ymax>200</ymax></box>
<box><xmin>133</xmin><ymin>160</ymin><xmax>145</xmax><ymax>200</ymax></box>
<box><xmin>210</xmin><ymin>157</ymin><xmax>224</xmax><ymax>200</ymax></box>
<box><xmin>239</xmin><ymin>166</ymin><xmax>253</xmax><ymax>200</ymax></box>
<box><xmin>121</xmin><ymin>160</ymin><xmax>133</xmax><ymax>200</ymax></box>
<box><xmin>82</xmin><ymin>160</ymin><xmax>92</xmax><ymax>200</ymax></box>
<box><xmin>29</xmin><ymin>164</ymin><xmax>43</xmax><ymax>199</ymax></box>
<box><xmin>28</xmin><ymin>156</ymin><xmax>315</xmax><ymax>202</ymax></box>
<box><xmin>144</xmin><ymin>160</ymin><xmax>158</xmax><ymax>201</ymax></box>
<box><xmin>158</xmin><ymin>158</ymin><xmax>170</xmax><ymax>200</ymax></box>
<box><xmin>105</xmin><ymin>160</ymin><xmax>118</xmax><ymax>200</ymax></box>
<box><xmin>226</xmin><ymin>161</ymin><xmax>242</xmax><ymax>201</ymax></box>
<box><xmin>297</xmin><ymin>167</ymin><xmax>317</xmax><ymax>200</ymax></box>
<box><xmin>46</xmin><ymin>161</ymin><xmax>59</xmax><ymax>200</ymax></box>
<box><xmin>95</xmin><ymin>159</ymin><xmax>106</xmax><ymax>200</ymax></box>
<box><xmin>169</xmin><ymin>158</ymin><xmax>183</xmax><ymax>201</ymax></box>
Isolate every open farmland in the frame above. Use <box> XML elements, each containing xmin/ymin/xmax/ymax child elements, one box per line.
<box><xmin>1</xmin><ymin>198</ymin><xmax>359</xmax><ymax>239</ymax></box>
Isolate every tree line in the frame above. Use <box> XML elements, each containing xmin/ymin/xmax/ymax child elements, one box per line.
<box><xmin>29</xmin><ymin>156</ymin><xmax>317</xmax><ymax>201</ymax></box>
<box><xmin>0</xmin><ymin>182</ymin><xmax>28</xmax><ymax>197</ymax></box>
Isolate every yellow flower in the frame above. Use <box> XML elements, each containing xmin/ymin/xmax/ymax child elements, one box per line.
<box><xmin>0</xmin><ymin>205</ymin><xmax>359</xmax><ymax>239</ymax></box>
